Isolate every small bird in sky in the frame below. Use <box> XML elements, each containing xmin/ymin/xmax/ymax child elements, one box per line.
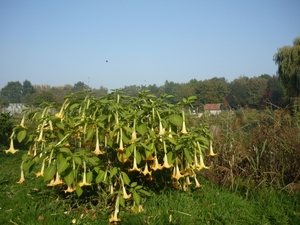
<box><xmin>106</xmin><ymin>60</ymin><xmax>108</xmax><ymax>62</ymax></box>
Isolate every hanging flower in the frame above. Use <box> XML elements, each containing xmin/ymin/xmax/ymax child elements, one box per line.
<box><xmin>5</xmin><ymin>138</ymin><xmax>19</xmax><ymax>154</ymax></box>
<box><xmin>141</xmin><ymin>161</ymin><xmax>152</xmax><ymax>176</ymax></box>
<box><xmin>207</xmin><ymin>140</ymin><xmax>217</xmax><ymax>156</ymax></box>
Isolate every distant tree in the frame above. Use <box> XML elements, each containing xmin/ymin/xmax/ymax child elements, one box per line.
<box><xmin>195</xmin><ymin>77</ymin><xmax>228</xmax><ymax>106</ymax></box>
<box><xmin>265</xmin><ymin>75</ymin><xmax>285</xmax><ymax>107</ymax></box>
<box><xmin>22</xmin><ymin>80</ymin><xmax>36</xmax><ymax>96</ymax></box>
<box><xmin>73</xmin><ymin>81</ymin><xmax>89</xmax><ymax>92</ymax></box>
<box><xmin>0</xmin><ymin>81</ymin><xmax>22</xmax><ymax>103</ymax></box>
<box><xmin>92</xmin><ymin>85</ymin><xmax>108</xmax><ymax>98</ymax></box>
<box><xmin>227</xmin><ymin>76</ymin><xmax>249</xmax><ymax>109</ymax></box>
<box><xmin>246</xmin><ymin>77</ymin><xmax>268</xmax><ymax>109</ymax></box>
<box><xmin>273</xmin><ymin>37</ymin><xmax>300</xmax><ymax>98</ymax></box>
<box><xmin>31</xmin><ymin>90</ymin><xmax>57</xmax><ymax>106</ymax></box>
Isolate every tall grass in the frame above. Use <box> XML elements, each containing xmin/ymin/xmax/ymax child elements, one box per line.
<box><xmin>1</xmin><ymin>150</ymin><xmax>299</xmax><ymax>224</ymax></box>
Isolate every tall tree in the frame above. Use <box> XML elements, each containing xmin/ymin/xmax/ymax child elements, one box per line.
<box><xmin>273</xmin><ymin>37</ymin><xmax>300</xmax><ymax>97</ymax></box>
<box><xmin>0</xmin><ymin>81</ymin><xmax>22</xmax><ymax>103</ymax></box>
<box><xmin>227</xmin><ymin>76</ymin><xmax>249</xmax><ymax>109</ymax></box>
<box><xmin>246</xmin><ymin>77</ymin><xmax>268</xmax><ymax>109</ymax></box>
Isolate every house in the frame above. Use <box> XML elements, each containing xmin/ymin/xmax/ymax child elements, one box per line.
<box><xmin>2</xmin><ymin>103</ymin><xmax>26</xmax><ymax>114</ymax></box>
<box><xmin>204</xmin><ymin>104</ymin><xmax>221</xmax><ymax>115</ymax></box>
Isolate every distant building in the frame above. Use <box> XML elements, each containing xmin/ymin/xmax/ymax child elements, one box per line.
<box><xmin>2</xmin><ymin>103</ymin><xmax>26</xmax><ymax>114</ymax></box>
<box><xmin>204</xmin><ymin>104</ymin><xmax>221</xmax><ymax>115</ymax></box>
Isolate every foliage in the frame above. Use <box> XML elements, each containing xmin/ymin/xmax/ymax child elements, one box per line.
<box><xmin>202</xmin><ymin>108</ymin><xmax>300</xmax><ymax>190</ymax></box>
<box><xmin>1</xmin><ymin>152</ymin><xmax>299</xmax><ymax>225</ymax></box>
<box><xmin>274</xmin><ymin>36</ymin><xmax>300</xmax><ymax>98</ymax></box>
<box><xmin>0</xmin><ymin>113</ymin><xmax>13</xmax><ymax>148</ymax></box>
<box><xmin>5</xmin><ymin>90</ymin><xmax>214</xmax><ymax>223</ymax></box>
<box><xmin>0</xmin><ymin>81</ymin><xmax>23</xmax><ymax>103</ymax></box>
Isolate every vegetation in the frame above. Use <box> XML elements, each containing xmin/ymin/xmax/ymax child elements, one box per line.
<box><xmin>0</xmin><ymin>37</ymin><xmax>299</xmax><ymax>224</ymax></box>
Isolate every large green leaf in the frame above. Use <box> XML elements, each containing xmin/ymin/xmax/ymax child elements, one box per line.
<box><xmin>17</xmin><ymin>130</ymin><xmax>26</xmax><ymax>143</ymax></box>
<box><xmin>64</xmin><ymin>169</ymin><xmax>74</xmax><ymax>186</ymax></box>
<box><xmin>137</xmin><ymin>123</ymin><xmax>147</xmax><ymax>136</ymax></box>
<box><xmin>95</xmin><ymin>170</ymin><xmax>106</xmax><ymax>183</ymax></box>
<box><xmin>57</xmin><ymin>157</ymin><xmax>69</xmax><ymax>174</ymax></box>
<box><xmin>168</xmin><ymin>114</ymin><xmax>182</xmax><ymax>127</ymax></box>
<box><xmin>121</xmin><ymin>172</ymin><xmax>130</xmax><ymax>185</ymax></box>
<box><xmin>44</xmin><ymin>164</ymin><xmax>56</xmax><ymax>182</ymax></box>
<box><xmin>133</xmin><ymin>191</ymin><xmax>141</xmax><ymax>205</ymax></box>
<box><xmin>76</xmin><ymin>184</ymin><xmax>83</xmax><ymax>197</ymax></box>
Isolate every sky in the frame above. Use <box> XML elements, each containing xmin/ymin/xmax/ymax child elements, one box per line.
<box><xmin>0</xmin><ymin>1</ymin><xmax>299</xmax><ymax>91</ymax></box>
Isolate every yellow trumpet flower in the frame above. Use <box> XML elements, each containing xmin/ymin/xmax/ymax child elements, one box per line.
<box><xmin>194</xmin><ymin>176</ymin><xmax>202</xmax><ymax>188</ymax></box>
<box><xmin>129</xmin><ymin>146</ymin><xmax>141</xmax><ymax>172</ymax></box>
<box><xmin>16</xmin><ymin>162</ymin><xmax>25</xmax><ymax>184</ymax></box>
<box><xmin>35</xmin><ymin>157</ymin><xmax>48</xmax><ymax>177</ymax></box>
<box><xmin>128</xmin><ymin>156</ymin><xmax>141</xmax><ymax>172</ymax></box>
<box><xmin>208</xmin><ymin>141</ymin><xmax>217</xmax><ymax>156</ymax></box>
<box><xmin>141</xmin><ymin>161</ymin><xmax>152</xmax><ymax>176</ymax></box>
<box><xmin>150</xmin><ymin>156</ymin><xmax>163</xmax><ymax>171</ymax></box>
<box><xmin>199</xmin><ymin>152</ymin><xmax>209</xmax><ymax>170</ymax></box>
<box><xmin>92</xmin><ymin>128</ymin><xmax>105</xmax><ymax>155</ymax></box>
<box><xmin>172</xmin><ymin>162</ymin><xmax>184</xmax><ymax>180</ymax></box>
<box><xmin>159</xmin><ymin>121</ymin><xmax>165</xmax><ymax>136</ymax></box>
<box><xmin>64</xmin><ymin>185</ymin><xmax>76</xmax><ymax>193</ymax></box>
<box><xmin>162</xmin><ymin>153</ymin><xmax>172</xmax><ymax>169</ymax></box>
<box><xmin>109</xmin><ymin>196</ymin><xmax>121</xmax><ymax>223</ymax></box>
<box><xmin>47</xmin><ymin>171</ymin><xmax>65</xmax><ymax>186</ymax></box>
<box><xmin>180</xmin><ymin>111</ymin><xmax>188</xmax><ymax>134</ymax></box>
<box><xmin>19</xmin><ymin>114</ymin><xmax>26</xmax><ymax>128</ymax></box>
<box><xmin>122</xmin><ymin>185</ymin><xmax>132</xmax><ymax>200</ymax></box>
<box><xmin>78</xmin><ymin>161</ymin><xmax>91</xmax><ymax>187</ymax></box>
<box><xmin>5</xmin><ymin>138</ymin><xmax>19</xmax><ymax>154</ymax></box>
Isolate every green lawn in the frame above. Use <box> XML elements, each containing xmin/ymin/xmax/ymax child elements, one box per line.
<box><xmin>1</xmin><ymin>150</ymin><xmax>299</xmax><ymax>225</ymax></box>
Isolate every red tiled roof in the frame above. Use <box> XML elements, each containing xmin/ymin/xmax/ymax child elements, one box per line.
<box><xmin>204</xmin><ymin>104</ymin><xmax>221</xmax><ymax>111</ymax></box>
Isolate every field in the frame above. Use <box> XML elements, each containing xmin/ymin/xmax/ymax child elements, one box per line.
<box><xmin>1</xmin><ymin>106</ymin><xmax>300</xmax><ymax>224</ymax></box>
<box><xmin>1</xmin><ymin>148</ymin><xmax>299</xmax><ymax>224</ymax></box>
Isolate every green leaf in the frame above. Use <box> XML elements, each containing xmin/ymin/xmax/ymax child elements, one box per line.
<box><xmin>17</xmin><ymin>130</ymin><xmax>26</xmax><ymax>143</ymax></box>
<box><xmin>136</xmin><ymin>151</ymin><xmax>142</xmax><ymax>164</ymax></box>
<box><xmin>168</xmin><ymin>114</ymin><xmax>182</xmax><ymax>127</ymax></box>
<box><xmin>130</xmin><ymin>182</ymin><xmax>138</xmax><ymax>188</ymax></box>
<box><xmin>133</xmin><ymin>191</ymin><xmax>141</xmax><ymax>205</ymax></box>
<box><xmin>86</xmin><ymin>171</ymin><xmax>93</xmax><ymax>183</ymax></box>
<box><xmin>56</xmin><ymin>122</ymin><xmax>64</xmax><ymax>130</ymax></box>
<box><xmin>121</xmin><ymin>172</ymin><xmax>130</xmax><ymax>185</ymax></box>
<box><xmin>184</xmin><ymin>148</ymin><xmax>193</xmax><ymax>163</ymax></box>
<box><xmin>110</xmin><ymin>167</ymin><xmax>118</xmax><ymax>179</ymax></box>
<box><xmin>166</xmin><ymin>136</ymin><xmax>177</xmax><ymax>145</ymax></box>
<box><xmin>76</xmin><ymin>184</ymin><xmax>83</xmax><ymax>197</ymax></box>
<box><xmin>138</xmin><ymin>189</ymin><xmax>151</xmax><ymax>197</ymax></box>
<box><xmin>126</xmin><ymin>144</ymin><xmax>134</xmax><ymax>158</ymax></box>
<box><xmin>59</xmin><ymin>147</ymin><xmax>72</xmax><ymax>155</ymax></box>
<box><xmin>44</xmin><ymin>164</ymin><xmax>56</xmax><ymax>182</ymax></box>
<box><xmin>95</xmin><ymin>170</ymin><xmax>106</xmax><ymax>183</ymax></box>
<box><xmin>85</xmin><ymin>128</ymin><xmax>94</xmax><ymax>142</ymax></box>
<box><xmin>137</xmin><ymin>123</ymin><xmax>147</xmax><ymax>136</ymax></box>
<box><xmin>119</xmin><ymin>195</ymin><xmax>125</xmax><ymax>208</ymax></box>
<box><xmin>73</xmin><ymin>156</ymin><xmax>82</xmax><ymax>165</ymax></box>
<box><xmin>57</xmin><ymin>157</ymin><xmax>69</xmax><ymax>174</ymax></box>
<box><xmin>64</xmin><ymin>169</ymin><xmax>74</xmax><ymax>186</ymax></box>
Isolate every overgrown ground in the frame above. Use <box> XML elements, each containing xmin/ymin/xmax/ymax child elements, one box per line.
<box><xmin>1</xmin><ymin>108</ymin><xmax>300</xmax><ymax>224</ymax></box>
<box><xmin>1</xmin><ymin>150</ymin><xmax>299</xmax><ymax>225</ymax></box>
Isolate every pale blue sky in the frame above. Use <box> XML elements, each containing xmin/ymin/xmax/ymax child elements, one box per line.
<box><xmin>1</xmin><ymin>1</ymin><xmax>299</xmax><ymax>90</ymax></box>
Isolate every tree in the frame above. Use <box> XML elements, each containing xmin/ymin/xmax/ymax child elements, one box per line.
<box><xmin>0</xmin><ymin>81</ymin><xmax>22</xmax><ymax>103</ymax></box>
<box><xmin>227</xmin><ymin>76</ymin><xmax>249</xmax><ymax>109</ymax></box>
<box><xmin>22</xmin><ymin>80</ymin><xmax>36</xmax><ymax>96</ymax></box>
<box><xmin>265</xmin><ymin>75</ymin><xmax>285</xmax><ymax>107</ymax></box>
<box><xmin>73</xmin><ymin>81</ymin><xmax>89</xmax><ymax>92</ymax></box>
<box><xmin>274</xmin><ymin>37</ymin><xmax>300</xmax><ymax>98</ymax></box>
<box><xmin>246</xmin><ymin>77</ymin><xmax>268</xmax><ymax>109</ymax></box>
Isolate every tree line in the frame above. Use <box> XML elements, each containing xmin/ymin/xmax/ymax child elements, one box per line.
<box><xmin>0</xmin><ymin>37</ymin><xmax>299</xmax><ymax>112</ymax></box>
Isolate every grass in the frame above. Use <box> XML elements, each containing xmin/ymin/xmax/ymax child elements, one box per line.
<box><xmin>1</xmin><ymin>150</ymin><xmax>300</xmax><ymax>225</ymax></box>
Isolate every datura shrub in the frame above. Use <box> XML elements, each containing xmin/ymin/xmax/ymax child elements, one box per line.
<box><xmin>5</xmin><ymin>90</ymin><xmax>216</xmax><ymax>223</ymax></box>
